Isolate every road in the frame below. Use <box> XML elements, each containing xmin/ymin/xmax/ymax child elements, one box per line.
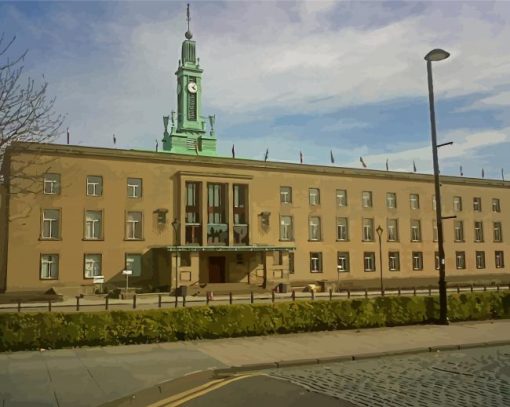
<box><xmin>182</xmin><ymin>345</ymin><xmax>510</xmax><ymax>407</ymax></box>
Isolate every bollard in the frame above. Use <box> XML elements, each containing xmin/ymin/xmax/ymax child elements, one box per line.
<box><xmin>17</xmin><ymin>299</ymin><xmax>21</xmax><ymax>313</ymax></box>
<box><xmin>429</xmin><ymin>286</ymin><xmax>432</xmax><ymax>296</ymax></box>
<box><xmin>398</xmin><ymin>288</ymin><xmax>401</xmax><ymax>296</ymax></box>
<box><xmin>76</xmin><ymin>296</ymin><xmax>80</xmax><ymax>311</ymax></box>
<box><xmin>291</xmin><ymin>290</ymin><xmax>295</xmax><ymax>301</ymax></box>
<box><xmin>347</xmin><ymin>289</ymin><xmax>351</xmax><ymax>299</ymax></box>
<box><xmin>105</xmin><ymin>296</ymin><xmax>109</xmax><ymax>310</ymax></box>
<box><xmin>457</xmin><ymin>285</ymin><xmax>460</xmax><ymax>294</ymax></box>
<box><xmin>175</xmin><ymin>294</ymin><xmax>178</xmax><ymax>308</ymax></box>
<box><xmin>206</xmin><ymin>291</ymin><xmax>210</xmax><ymax>305</ymax></box>
<box><xmin>311</xmin><ymin>289</ymin><xmax>315</xmax><ymax>301</ymax></box>
<box><xmin>471</xmin><ymin>284</ymin><xmax>474</xmax><ymax>292</ymax></box>
<box><xmin>272</xmin><ymin>291</ymin><xmax>275</xmax><ymax>303</ymax></box>
<box><xmin>250</xmin><ymin>291</ymin><xmax>254</xmax><ymax>304</ymax></box>
<box><xmin>48</xmin><ymin>300</ymin><xmax>52</xmax><ymax>312</ymax></box>
<box><xmin>229</xmin><ymin>292</ymin><xmax>233</xmax><ymax>305</ymax></box>
<box><xmin>364</xmin><ymin>289</ymin><xmax>368</xmax><ymax>298</ymax></box>
<box><xmin>497</xmin><ymin>285</ymin><xmax>500</xmax><ymax>292</ymax></box>
<box><xmin>133</xmin><ymin>294</ymin><xmax>137</xmax><ymax>309</ymax></box>
<box><xmin>413</xmin><ymin>287</ymin><xmax>416</xmax><ymax>296</ymax></box>
<box><xmin>183</xmin><ymin>295</ymin><xmax>186</xmax><ymax>307</ymax></box>
<box><xmin>484</xmin><ymin>285</ymin><xmax>487</xmax><ymax>292</ymax></box>
<box><xmin>329</xmin><ymin>288</ymin><xmax>333</xmax><ymax>301</ymax></box>
<box><xmin>158</xmin><ymin>294</ymin><xmax>162</xmax><ymax>308</ymax></box>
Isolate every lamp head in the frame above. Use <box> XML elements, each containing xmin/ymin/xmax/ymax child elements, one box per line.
<box><xmin>424</xmin><ymin>49</ymin><xmax>450</xmax><ymax>62</ymax></box>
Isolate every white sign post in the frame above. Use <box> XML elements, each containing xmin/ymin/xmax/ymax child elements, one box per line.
<box><xmin>122</xmin><ymin>270</ymin><xmax>132</xmax><ymax>293</ymax></box>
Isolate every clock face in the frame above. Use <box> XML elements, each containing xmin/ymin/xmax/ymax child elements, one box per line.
<box><xmin>187</xmin><ymin>82</ymin><xmax>198</xmax><ymax>94</ymax></box>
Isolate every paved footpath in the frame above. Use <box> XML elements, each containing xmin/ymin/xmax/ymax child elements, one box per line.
<box><xmin>1</xmin><ymin>320</ymin><xmax>509</xmax><ymax>406</ymax></box>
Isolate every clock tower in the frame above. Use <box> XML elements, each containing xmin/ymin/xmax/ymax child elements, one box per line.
<box><xmin>162</xmin><ymin>4</ymin><xmax>217</xmax><ymax>156</ymax></box>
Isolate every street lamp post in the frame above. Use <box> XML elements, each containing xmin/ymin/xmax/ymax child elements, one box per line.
<box><xmin>425</xmin><ymin>48</ymin><xmax>450</xmax><ymax>325</ymax></box>
<box><xmin>171</xmin><ymin>218</ymin><xmax>180</xmax><ymax>295</ymax></box>
<box><xmin>376</xmin><ymin>225</ymin><xmax>384</xmax><ymax>296</ymax></box>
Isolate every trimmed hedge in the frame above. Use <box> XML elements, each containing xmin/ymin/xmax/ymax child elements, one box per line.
<box><xmin>0</xmin><ymin>292</ymin><xmax>509</xmax><ymax>352</ymax></box>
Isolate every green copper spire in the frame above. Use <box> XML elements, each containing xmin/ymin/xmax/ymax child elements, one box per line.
<box><xmin>162</xmin><ymin>3</ymin><xmax>217</xmax><ymax>156</ymax></box>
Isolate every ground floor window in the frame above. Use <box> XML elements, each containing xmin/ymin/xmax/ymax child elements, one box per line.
<box><xmin>412</xmin><ymin>252</ymin><xmax>423</xmax><ymax>271</ymax></box>
<box><xmin>475</xmin><ymin>251</ymin><xmax>485</xmax><ymax>269</ymax></box>
<box><xmin>40</xmin><ymin>254</ymin><xmax>59</xmax><ymax>280</ymax></box>
<box><xmin>496</xmin><ymin>251</ymin><xmax>505</xmax><ymax>268</ymax></box>
<box><xmin>337</xmin><ymin>251</ymin><xmax>350</xmax><ymax>272</ymax></box>
<box><xmin>125</xmin><ymin>253</ymin><xmax>142</xmax><ymax>276</ymax></box>
<box><xmin>456</xmin><ymin>251</ymin><xmax>466</xmax><ymax>269</ymax></box>
<box><xmin>84</xmin><ymin>254</ymin><xmax>102</xmax><ymax>278</ymax></box>
<box><xmin>310</xmin><ymin>252</ymin><xmax>322</xmax><ymax>273</ymax></box>
<box><xmin>388</xmin><ymin>251</ymin><xmax>400</xmax><ymax>271</ymax></box>
<box><xmin>364</xmin><ymin>252</ymin><xmax>375</xmax><ymax>272</ymax></box>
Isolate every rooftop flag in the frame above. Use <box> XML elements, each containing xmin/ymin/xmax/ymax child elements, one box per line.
<box><xmin>232</xmin><ymin>144</ymin><xmax>235</xmax><ymax>159</ymax></box>
<box><xmin>264</xmin><ymin>148</ymin><xmax>269</xmax><ymax>162</ymax></box>
<box><xmin>156</xmin><ymin>139</ymin><xmax>159</xmax><ymax>152</ymax></box>
<box><xmin>113</xmin><ymin>134</ymin><xmax>116</xmax><ymax>145</ymax></box>
<box><xmin>330</xmin><ymin>150</ymin><xmax>335</xmax><ymax>164</ymax></box>
<box><xmin>413</xmin><ymin>160</ymin><xmax>417</xmax><ymax>173</ymax></box>
<box><xmin>460</xmin><ymin>165</ymin><xmax>463</xmax><ymax>176</ymax></box>
<box><xmin>360</xmin><ymin>156</ymin><xmax>367</xmax><ymax>168</ymax></box>
<box><xmin>385</xmin><ymin>158</ymin><xmax>389</xmax><ymax>171</ymax></box>
<box><xmin>66</xmin><ymin>128</ymin><xmax>70</xmax><ymax>145</ymax></box>
<box><xmin>300</xmin><ymin>151</ymin><xmax>303</xmax><ymax>164</ymax></box>
<box><xmin>482</xmin><ymin>168</ymin><xmax>485</xmax><ymax>178</ymax></box>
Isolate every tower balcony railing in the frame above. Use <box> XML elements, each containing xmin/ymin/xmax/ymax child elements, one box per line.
<box><xmin>234</xmin><ymin>224</ymin><xmax>249</xmax><ymax>245</ymax></box>
<box><xmin>185</xmin><ymin>223</ymin><xmax>202</xmax><ymax>245</ymax></box>
<box><xmin>207</xmin><ymin>223</ymin><xmax>228</xmax><ymax>246</ymax></box>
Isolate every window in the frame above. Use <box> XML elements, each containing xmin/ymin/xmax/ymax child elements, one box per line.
<box><xmin>492</xmin><ymin>198</ymin><xmax>501</xmax><ymax>213</ymax></box>
<box><xmin>208</xmin><ymin>183</ymin><xmax>228</xmax><ymax>245</ymax></box>
<box><xmin>289</xmin><ymin>252</ymin><xmax>295</xmax><ymax>274</ymax></box>
<box><xmin>84</xmin><ymin>254</ymin><xmax>102</xmax><ymax>278</ymax></box>
<box><xmin>495</xmin><ymin>251</ymin><xmax>505</xmax><ymax>268</ymax></box>
<box><xmin>362</xmin><ymin>218</ymin><xmax>374</xmax><ymax>241</ymax></box>
<box><xmin>364</xmin><ymin>252</ymin><xmax>376</xmax><ymax>272</ymax></box>
<box><xmin>387</xmin><ymin>218</ymin><xmax>399</xmax><ymax>241</ymax></box>
<box><xmin>474</xmin><ymin>221</ymin><xmax>484</xmax><ymax>242</ymax></box>
<box><xmin>362</xmin><ymin>191</ymin><xmax>372</xmax><ymax>208</ymax></box>
<box><xmin>127</xmin><ymin>178</ymin><xmax>142</xmax><ymax>198</ymax></box>
<box><xmin>40</xmin><ymin>254</ymin><xmax>59</xmax><ymax>280</ymax></box>
<box><xmin>454</xmin><ymin>220</ymin><xmax>464</xmax><ymax>242</ymax></box>
<box><xmin>86</xmin><ymin>176</ymin><xmax>103</xmax><ymax>196</ymax></box>
<box><xmin>41</xmin><ymin>209</ymin><xmax>60</xmax><ymax>239</ymax></box>
<box><xmin>433</xmin><ymin>221</ymin><xmax>438</xmax><ymax>242</ymax></box>
<box><xmin>126</xmin><ymin>211</ymin><xmax>143</xmax><ymax>240</ymax></box>
<box><xmin>388</xmin><ymin>251</ymin><xmax>400</xmax><ymax>271</ymax></box>
<box><xmin>181</xmin><ymin>252</ymin><xmax>192</xmax><ymax>267</ymax></box>
<box><xmin>84</xmin><ymin>210</ymin><xmax>103</xmax><ymax>240</ymax></box>
<box><xmin>453</xmin><ymin>196</ymin><xmax>462</xmax><ymax>212</ymax></box>
<box><xmin>410</xmin><ymin>194</ymin><xmax>420</xmax><ymax>210</ymax></box>
<box><xmin>456</xmin><ymin>251</ymin><xmax>466</xmax><ymax>269</ymax></box>
<box><xmin>233</xmin><ymin>184</ymin><xmax>249</xmax><ymax>245</ymax></box>
<box><xmin>337</xmin><ymin>252</ymin><xmax>350</xmax><ymax>272</ymax></box>
<box><xmin>280</xmin><ymin>186</ymin><xmax>292</xmax><ymax>204</ymax></box>
<box><xmin>473</xmin><ymin>197</ymin><xmax>482</xmax><ymax>212</ymax></box>
<box><xmin>126</xmin><ymin>254</ymin><xmax>142</xmax><ymax>277</ymax></box>
<box><xmin>309</xmin><ymin>216</ymin><xmax>321</xmax><ymax>241</ymax></box>
<box><xmin>494</xmin><ymin>222</ymin><xmax>503</xmax><ymax>242</ymax></box>
<box><xmin>475</xmin><ymin>251</ymin><xmax>486</xmax><ymax>269</ymax></box>
<box><xmin>412</xmin><ymin>252</ymin><xmax>423</xmax><ymax>270</ymax></box>
<box><xmin>310</xmin><ymin>252</ymin><xmax>322</xmax><ymax>273</ymax></box>
<box><xmin>309</xmin><ymin>188</ymin><xmax>320</xmax><ymax>205</ymax></box>
<box><xmin>435</xmin><ymin>251</ymin><xmax>440</xmax><ymax>270</ymax></box>
<box><xmin>280</xmin><ymin>216</ymin><xmax>293</xmax><ymax>241</ymax></box>
<box><xmin>336</xmin><ymin>217</ymin><xmax>348</xmax><ymax>241</ymax></box>
<box><xmin>43</xmin><ymin>173</ymin><xmax>60</xmax><ymax>195</ymax></box>
<box><xmin>336</xmin><ymin>189</ymin><xmax>347</xmax><ymax>207</ymax></box>
<box><xmin>386</xmin><ymin>192</ymin><xmax>397</xmax><ymax>209</ymax></box>
<box><xmin>432</xmin><ymin>195</ymin><xmax>437</xmax><ymax>211</ymax></box>
<box><xmin>410</xmin><ymin>219</ymin><xmax>421</xmax><ymax>242</ymax></box>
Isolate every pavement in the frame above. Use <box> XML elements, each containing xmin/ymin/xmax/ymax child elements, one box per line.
<box><xmin>1</xmin><ymin>319</ymin><xmax>510</xmax><ymax>406</ymax></box>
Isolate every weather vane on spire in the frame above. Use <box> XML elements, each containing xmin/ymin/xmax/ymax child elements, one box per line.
<box><xmin>185</xmin><ymin>3</ymin><xmax>193</xmax><ymax>39</ymax></box>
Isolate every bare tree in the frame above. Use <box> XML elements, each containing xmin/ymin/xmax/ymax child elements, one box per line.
<box><xmin>0</xmin><ymin>33</ymin><xmax>64</xmax><ymax>194</ymax></box>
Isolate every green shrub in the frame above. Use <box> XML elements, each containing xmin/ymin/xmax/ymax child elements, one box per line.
<box><xmin>0</xmin><ymin>291</ymin><xmax>509</xmax><ymax>352</ymax></box>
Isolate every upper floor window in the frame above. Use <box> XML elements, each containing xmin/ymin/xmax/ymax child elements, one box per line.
<box><xmin>233</xmin><ymin>184</ymin><xmax>248</xmax><ymax>226</ymax></box>
<box><xmin>43</xmin><ymin>173</ymin><xmax>60</xmax><ymax>195</ymax></box>
<box><xmin>456</xmin><ymin>251</ymin><xmax>466</xmax><ymax>269</ymax></box>
<box><xmin>40</xmin><ymin>254</ymin><xmax>59</xmax><ymax>280</ymax></box>
<box><xmin>453</xmin><ymin>196</ymin><xmax>462</xmax><ymax>212</ymax></box>
<box><xmin>475</xmin><ymin>251</ymin><xmax>486</xmax><ymax>269</ymax></box>
<box><xmin>336</xmin><ymin>189</ymin><xmax>348</xmax><ymax>207</ymax></box>
<box><xmin>454</xmin><ymin>220</ymin><xmax>464</xmax><ymax>242</ymax></box>
<box><xmin>87</xmin><ymin>176</ymin><xmax>103</xmax><ymax>197</ymax></box>
<box><xmin>412</xmin><ymin>252</ymin><xmax>423</xmax><ymax>271</ymax></box>
<box><xmin>41</xmin><ymin>209</ymin><xmax>60</xmax><ymax>239</ymax></box>
<box><xmin>84</xmin><ymin>254</ymin><xmax>102</xmax><ymax>278</ymax></box>
<box><xmin>362</xmin><ymin>191</ymin><xmax>373</xmax><ymax>208</ymax></box>
<box><xmin>309</xmin><ymin>188</ymin><xmax>320</xmax><ymax>205</ymax></box>
<box><xmin>362</xmin><ymin>218</ymin><xmax>374</xmax><ymax>241</ymax></box>
<box><xmin>474</xmin><ymin>221</ymin><xmax>484</xmax><ymax>242</ymax></box>
<box><xmin>337</xmin><ymin>252</ymin><xmax>350</xmax><ymax>273</ymax></box>
<box><xmin>126</xmin><ymin>253</ymin><xmax>142</xmax><ymax>277</ymax></box>
<box><xmin>336</xmin><ymin>217</ymin><xmax>349</xmax><ymax>241</ymax></box>
<box><xmin>310</xmin><ymin>252</ymin><xmax>322</xmax><ymax>273</ymax></box>
<box><xmin>386</xmin><ymin>192</ymin><xmax>397</xmax><ymax>209</ymax></box>
<box><xmin>495</xmin><ymin>251</ymin><xmax>505</xmax><ymax>268</ymax></box>
<box><xmin>280</xmin><ymin>216</ymin><xmax>293</xmax><ymax>241</ymax></box>
<box><xmin>85</xmin><ymin>210</ymin><xmax>103</xmax><ymax>240</ymax></box>
<box><xmin>186</xmin><ymin>181</ymin><xmax>200</xmax><ymax>224</ymax></box>
<box><xmin>280</xmin><ymin>186</ymin><xmax>292</xmax><ymax>204</ymax></box>
<box><xmin>127</xmin><ymin>178</ymin><xmax>142</xmax><ymax>198</ymax></box>
<box><xmin>126</xmin><ymin>211</ymin><xmax>143</xmax><ymax>240</ymax></box>
<box><xmin>208</xmin><ymin>183</ymin><xmax>227</xmax><ymax>224</ymax></box>
<box><xmin>410</xmin><ymin>219</ymin><xmax>422</xmax><ymax>242</ymax></box>
<box><xmin>492</xmin><ymin>198</ymin><xmax>501</xmax><ymax>213</ymax></box>
<box><xmin>309</xmin><ymin>216</ymin><xmax>321</xmax><ymax>241</ymax></box>
<box><xmin>494</xmin><ymin>222</ymin><xmax>503</xmax><ymax>242</ymax></box>
<box><xmin>387</xmin><ymin>218</ymin><xmax>399</xmax><ymax>242</ymax></box>
<box><xmin>364</xmin><ymin>252</ymin><xmax>376</xmax><ymax>272</ymax></box>
<box><xmin>388</xmin><ymin>251</ymin><xmax>400</xmax><ymax>271</ymax></box>
<box><xmin>410</xmin><ymin>193</ymin><xmax>420</xmax><ymax>210</ymax></box>
<box><xmin>473</xmin><ymin>197</ymin><xmax>482</xmax><ymax>212</ymax></box>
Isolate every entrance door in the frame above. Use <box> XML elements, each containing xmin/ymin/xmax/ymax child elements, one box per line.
<box><xmin>208</xmin><ymin>256</ymin><xmax>226</xmax><ymax>283</ymax></box>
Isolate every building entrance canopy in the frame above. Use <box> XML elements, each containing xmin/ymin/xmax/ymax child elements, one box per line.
<box><xmin>165</xmin><ymin>245</ymin><xmax>295</xmax><ymax>253</ymax></box>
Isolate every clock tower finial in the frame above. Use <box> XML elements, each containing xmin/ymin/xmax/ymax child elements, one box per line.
<box><xmin>185</xmin><ymin>3</ymin><xmax>192</xmax><ymax>40</ymax></box>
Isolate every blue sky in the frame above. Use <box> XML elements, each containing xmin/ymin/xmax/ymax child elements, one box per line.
<box><xmin>1</xmin><ymin>1</ymin><xmax>509</xmax><ymax>179</ymax></box>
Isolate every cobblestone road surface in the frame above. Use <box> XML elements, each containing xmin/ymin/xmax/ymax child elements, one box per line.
<box><xmin>268</xmin><ymin>345</ymin><xmax>510</xmax><ymax>406</ymax></box>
